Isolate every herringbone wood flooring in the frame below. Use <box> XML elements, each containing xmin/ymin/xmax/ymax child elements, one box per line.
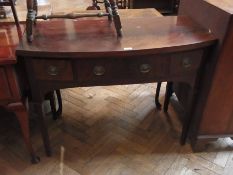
<box><xmin>1</xmin><ymin>1</ymin><xmax>233</xmax><ymax>174</ymax></box>
<box><xmin>1</xmin><ymin>84</ymin><xmax>233</xmax><ymax>175</ymax></box>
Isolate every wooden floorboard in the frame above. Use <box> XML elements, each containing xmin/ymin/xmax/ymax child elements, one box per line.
<box><xmin>1</xmin><ymin>83</ymin><xmax>233</xmax><ymax>175</ymax></box>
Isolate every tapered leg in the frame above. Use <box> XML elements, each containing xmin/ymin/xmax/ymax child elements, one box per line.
<box><xmin>163</xmin><ymin>82</ymin><xmax>173</xmax><ymax>113</ymax></box>
<box><xmin>180</xmin><ymin>88</ymin><xmax>196</xmax><ymax>145</ymax></box>
<box><xmin>155</xmin><ymin>82</ymin><xmax>162</xmax><ymax>110</ymax></box>
<box><xmin>32</xmin><ymin>102</ymin><xmax>52</xmax><ymax>156</ymax></box>
<box><xmin>8</xmin><ymin>102</ymin><xmax>40</xmax><ymax>163</ymax></box>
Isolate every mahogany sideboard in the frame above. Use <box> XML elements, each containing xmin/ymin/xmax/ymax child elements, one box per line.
<box><xmin>177</xmin><ymin>0</ymin><xmax>233</xmax><ymax>150</ymax></box>
<box><xmin>0</xmin><ymin>23</ymin><xmax>39</xmax><ymax>163</ymax></box>
<box><xmin>16</xmin><ymin>11</ymin><xmax>216</xmax><ymax>155</ymax></box>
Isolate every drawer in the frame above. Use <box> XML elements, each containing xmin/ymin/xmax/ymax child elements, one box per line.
<box><xmin>170</xmin><ymin>50</ymin><xmax>203</xmax><ymax>76</ymax></box>
<box><xmin>32</xmin><ymin>59</ymin><xmax>73</xmax><ymax>81</ymax></box>
<box><xmin>76</xmin><ymin>50</ymin><xmax>203</xmax><ymax>85</ymax></box>
<box><xmin>76</xmin><ymin>55</ymin><xmax>168</xmax><ymax>85</ymax></box>
<box><xmin>0</xmin><ymin>67</ymin><xmax>11</xmax><ymax>100</ymax></box>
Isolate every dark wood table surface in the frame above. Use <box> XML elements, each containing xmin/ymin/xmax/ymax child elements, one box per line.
<box><xmin>16</xmin><ymin>11</ymin><xmax>216</xmax><ymax>156</ymax></box>
<box><xmin>17</xmin><ymin>16</ymin><xmax>215</xmax><ymax>58</ymax></box>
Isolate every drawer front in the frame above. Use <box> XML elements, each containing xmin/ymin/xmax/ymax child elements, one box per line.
<box><xmin>76</xmin><ymin>50</ymin><xmax>203</xmax><ymax>85</ymax></box>
<box><xmin>32</xmin><ymin>59</ymin><xmax>73</xmax><ymax>81</ymax></box>
<box><xmin>170</xmin><ymin>50</ymin><xmax>203</xmax><ymax>76</ymax></box>
<box><xmin>76</xmin><ymin>55</ymin><xmax>169</xmax><ymax>85</ymax></box>
<box><xmin>0</xmin><ymin>67</ymin><xmax>12</xmax><ymax>100</ymax></box>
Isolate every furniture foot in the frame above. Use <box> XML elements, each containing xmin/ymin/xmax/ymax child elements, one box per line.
<box><xmin>180</xmin><ymin>86</ymin><xmax>198</xmax><ymax>145</ymax></box>
<box><xmin>180</xmin><ymin>112</ymin><xmax>190</xmax><ymax>145</ymax></box>
<box><xmin>32</xmin><ymin>102</ymin><xmax>52</xmax><ymax>156</ymax></box>
<box><xmin>191</xmin><ymin>138</ymin><xmax>217</xmax><ymax>152</ymax></box>
<box><xmin>155</xmin><ymin>82</ymin><xmax>162</xmax><ymax>110</ymax></box>
<box><xmin>163</xmin><ymin>82</ymin><xmax>173</xmax><ymax>113</ymax></box>
<box><xmin>31</xmin><ymin>155</ymin><xmax>40</xmax><ymax>164</ymax></box>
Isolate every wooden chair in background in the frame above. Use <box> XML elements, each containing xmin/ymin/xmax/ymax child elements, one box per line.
<box><xmin>0</xmin><ymin>0</ymin><xmax>20</xmax><ymax>26</ymax></box>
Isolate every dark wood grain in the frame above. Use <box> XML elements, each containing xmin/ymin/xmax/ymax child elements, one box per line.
<box><xmin>200</xmin><ymin>17</ymin><xmax>233</xmax><ymax>134</ymax></box>
<box><xmin>16</xmin><ymin>16</ymin><xmax>216</xmax><ymax>58</ymax></box>
<box><xmin>178</xmin><ymin>0</ymin><xmax>233</xmax><ymax>150</ymax></box>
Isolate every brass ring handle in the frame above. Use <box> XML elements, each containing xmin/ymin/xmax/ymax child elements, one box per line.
<box><xmin>93</xmin><ymin>65</ymin><xmax>105</xmax><ymax>76</ymax></box>
<box><xmin>182</xmin><ymin>58</ymin><xmax>192</xmax><ymax>69</ymax></box>
<box><xmin>47</xmin><ymin>65</ymin><xmax>59</xmax><ymax>76</ymax></box>
<box><xmin>140</xmin><ymin>64</ymin><xmax>151</xmax><ymax>74</ymax></box>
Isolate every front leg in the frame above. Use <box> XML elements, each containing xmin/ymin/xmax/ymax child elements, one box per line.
<box><xmin>8</xmin><ymin>102</ymin><xmax>40</xmax><ymax>163</ymax></box>
<box><xmin>180</xmin><ymin>87</ymin><xmax>197</xmax><ymax>145</ymax></box>
<box><xmin>31</xmin><ymin>101</ymin><xmax>52</xmax><ymax>156</ymax></box>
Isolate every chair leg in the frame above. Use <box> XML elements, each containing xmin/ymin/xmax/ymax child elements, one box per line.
<box><xmin>47</xmin><ymin>90</ymin><xmax>62</xmax><ymax>120</ymax></box>
<box><xmin>55</xmin><ymin>90</ymin><xmax>62</xmax><ymax>118</ymax></box>
<box><xmin>87</xmin><ymin>0</ymin><xmax>100</xmax><ymax>10</ymax></box>
<box><xmin>9</xmin><ymin>0</ymin><xmax>20</xmax><ymax>27</ymax></box>
<box><xmin>109</xmin><ymin>0</ymin><xmax>123</xmax><ymax>37</ymax></box>
<box><xmin>8</xmin><ymin>102</ymin><xmax>40</xmax><ymax>163</ymax></box>
<box><xmin>163</xmin><ymin>82</ymin><xmax>173</xmax><ymax>113</ymax></box>
<box><xmin>155</xmin><ymin>82</ymin><xmax>162</xmax><ymax>110</ymax></box>
<box><xmin>33</xmin><ymin>0</ymin><xmax>38</xmax><ymax>15</ymax></box>
<box><xmin>48</xmin><ymin>91</ymin><xmax>57</xmax><ymax>120</ymax></box>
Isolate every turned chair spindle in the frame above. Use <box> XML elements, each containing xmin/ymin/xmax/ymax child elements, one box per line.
<box><xmin>26</xmin><ymin>0</ymin><xmax>122</xmax><ymax>42</ymax></box>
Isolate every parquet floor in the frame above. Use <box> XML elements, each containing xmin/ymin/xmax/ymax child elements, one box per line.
<box><xmin>1</xmin><ymin>84</ymin><xmax>233</xmax><ymax>175</ymax></box>
<box><xmin>1</xmin><ymin>1</ymin><xmax>233</xmax><ymax>175</ymax></box>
